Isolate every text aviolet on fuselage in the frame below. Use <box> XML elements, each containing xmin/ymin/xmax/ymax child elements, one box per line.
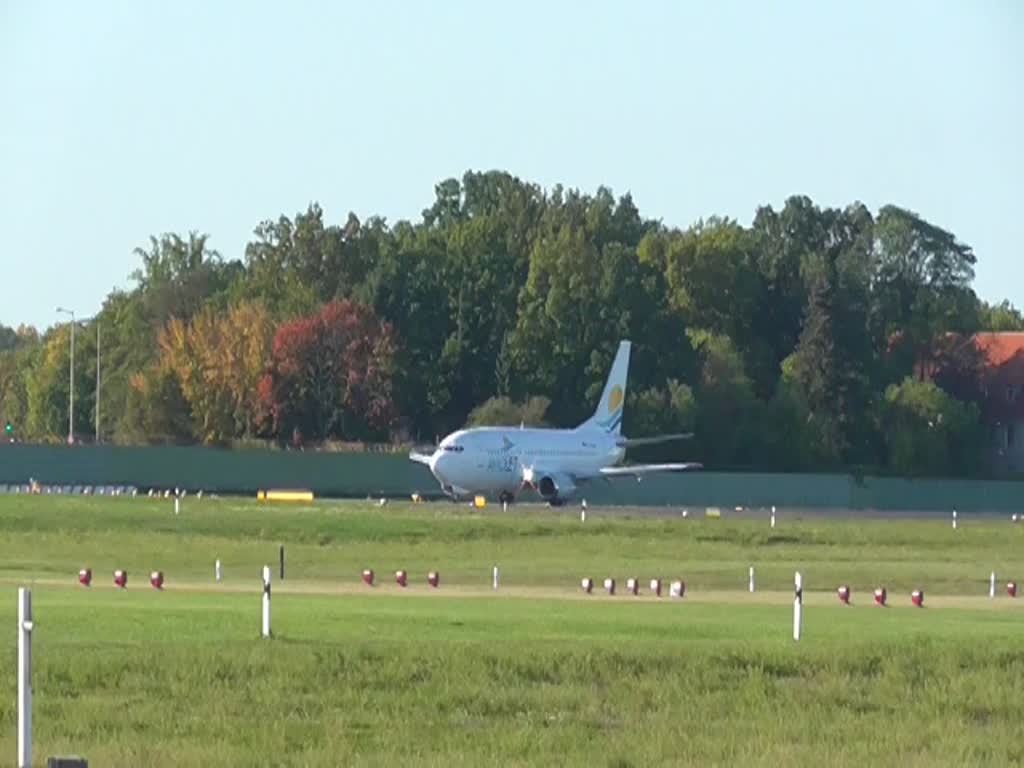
<box><xmin>409</xmin><ymin>340</ymin><xmax>702</xmax><ymax>506</ymax></box>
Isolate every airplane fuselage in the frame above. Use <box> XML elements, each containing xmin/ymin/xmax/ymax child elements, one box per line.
<box><xmin>428</xmin><ymin>426</ymin><xmax>625</xmax><ymax>499</ymax></box>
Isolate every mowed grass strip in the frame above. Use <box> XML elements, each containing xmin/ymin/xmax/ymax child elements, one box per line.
<box><xmin>0</xmin><ymin>590</ymin><xmax>1021</xmax><ymax>767</ymax></box>
<box><xmin>0</xmin><ymin>496</ymin><xmax>1021</xmax><ymax>595</ymax></box>
<box><xmin>0</xmin><ymin>496</ymin><xmax>1022</xmax><ymax>766</ymax></box>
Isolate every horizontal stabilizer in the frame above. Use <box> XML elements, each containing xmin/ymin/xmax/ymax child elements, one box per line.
<box><xmin>616</xmin><ymin>433</ymin><xmax>694</xmax><ymax>448</ymax></box>
<box><xmin>600</xmin><ymin>462</ymin><xmax>703</xmax><ymax>478</ymax></box>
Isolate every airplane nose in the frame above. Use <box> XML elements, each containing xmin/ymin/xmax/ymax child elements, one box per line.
<box><xmin>430</xmin><ymin>451</ymin><xmax>450</xmax><ymax>482</ymax></box>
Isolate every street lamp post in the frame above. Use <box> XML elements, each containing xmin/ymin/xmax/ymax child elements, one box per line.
<box><xmin>56</xmin><ymin>309</ymin><xmax>102</xmax><ymax>444</ymax></box>
<box><xmin>95</xmin><ymin>322</ymin><xmax>100</xmax><ymax>443</ymax></box>
<box><xmin>56</xmin><ymin>308</ymin><xmax>75</xmax><ymax>445</ymax></box>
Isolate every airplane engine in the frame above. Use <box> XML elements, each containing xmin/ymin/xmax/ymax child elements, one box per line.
<box><xmin>537</xmin><ymin>474</ymin><xmax>576</xmax><ymax>506</ymax></box>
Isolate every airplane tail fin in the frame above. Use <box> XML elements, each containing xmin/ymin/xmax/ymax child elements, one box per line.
<box><xmin>576</xmin><ymin>340</ymin><xmax>631</xmax><ymax>436</ymax></box>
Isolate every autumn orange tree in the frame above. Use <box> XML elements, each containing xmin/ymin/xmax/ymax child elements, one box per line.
<box><xmin>158</xmin><ymin>301</ymin><xmax>273</xmax><ymax>443</ymax></box>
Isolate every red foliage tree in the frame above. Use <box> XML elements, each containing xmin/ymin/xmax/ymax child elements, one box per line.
<box><xmin>259</xmin><ymin>300</ymin><xmax>399</xmax><ymax>442</ymax></box>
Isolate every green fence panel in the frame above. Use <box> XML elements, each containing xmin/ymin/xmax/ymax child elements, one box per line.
<box><xmin>1</xmin><ymin>445</ymin><xmax>1022</xmax><ymax>511</ymax></box>
<box><xmin>0</xmin><ymin>444</ymin><xmax>428</xmax><ymax>497</ymax></box>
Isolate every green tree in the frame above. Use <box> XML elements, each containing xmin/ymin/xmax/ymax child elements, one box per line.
<box><xmin>978</xmin><ymin>300</ymin><xmax>1024</xmax><ymax>331</ymax></box>
<box><xmin>742</xmin><ymin>196</ymin><xmax>827</xmax><ymax>398</ymax></box>
<box><xmin>655</xmin><ymin>219</ymin><xmax>762</xmax><ymax>367</ymax></box>
<box><xmin>366</xmin><ymin>224</ymin><xmax>451</xmax><ymax>439</ymax></box>
<box><xmin>422</xmin><ymin>172</ymin><xmax>544</xmax><ymax>430</ymax></box>
<box><xmin>466</xmin><ymin>396</ymin><xmax>551</xmax><ymax>428</ymax></box>
<box><xmin>0</xmin><ymin>325</ymin><xmax>18</xmax><ymax>353</ymax></box>
<box><xmin>880</xmin><ymin>378</ymin><xmax>983</xmax><ymax>476</ymax></box>
<box><xmin>120</xmin><ymin>367</ymin><xmax>194</xmax><ymax>445</ymax></box>
<box><xmin>627</xmin><ymin>379</ymin><xmax>696</xmax><ymax>438</ymax></box>
<box><xmin>689</xmin><ymin>332</ymin><xmax>762</xmax><ymax>467</ymax></box>
<box><xmin>513</xmin><ymin>189</ymin><xmax>691</xmax><ymax>426</ymax></box>
<box><xmin>132</xmin><ymin>232</ymin><xmax>240</xmax><ymax>329</ymax></box>
<box><xmin>873</xmin><ymin>206</ymin><xmax>979</xmax><ymax>379</ymax></box>
<box><xmin>25</xmin><ymin>325</ymin><xmax>97</xmax><ymax>441</ymax></box>
<box><xmin>0</xmin><ymin>351</ymin><xmax>31</xmax><ymax>439</ymax></box>
<box><xmin>783</xmin><ymin>205</ymin><xmax>877</xmax><ymax>464</ymax></box>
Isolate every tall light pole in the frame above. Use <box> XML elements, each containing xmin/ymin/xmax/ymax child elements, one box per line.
<box><xmin>55</xmin><ymin>310</ymin><xmax>101</xmax><ymax>444</ymax></box>
<box><xmin>56</xmin><ymin>307</ymin><xmax>75</xmax><ymax>445</ymax></box>
<box><xmin>95</xmin><ymin>321</ymin><xmax>100</xmax><ymax>443</ymax></box>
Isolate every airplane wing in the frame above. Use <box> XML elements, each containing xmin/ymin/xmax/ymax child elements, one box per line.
<box><xmin>599</xmin><ymin>462</ymin><xmax>703</xmax><ymax>479</ymax></box>
<box><xmin>615</xmin><ymin>433</ymin><xmax>694</xmax><ymax>448</ymax></box>
<box><xmin>409</xmin><ymin>450</ymin><xmax>434</xmax><ymax>466</ymax></box>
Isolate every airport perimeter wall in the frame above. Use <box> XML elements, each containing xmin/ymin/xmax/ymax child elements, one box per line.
<box><xmin>1</xmin><ymin>443</ymin><xmax>1023</xmax><ymax>511</ymax></box>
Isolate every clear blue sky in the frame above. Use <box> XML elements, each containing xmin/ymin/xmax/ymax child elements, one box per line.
<box><xmin>2</xmin><ymin>1</ymin><xmax>1021</xmax><ymax>331</ymax></box>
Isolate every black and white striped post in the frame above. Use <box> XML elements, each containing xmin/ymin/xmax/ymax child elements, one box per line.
<box><xmin>18</xmin><ymin>588</ymin><xmax>33</xmax><ymax>768</ymax></box>
<box><xmin>261</xmin><ymin>566</ymin><xmax>272</xmax><ymax>638</ymax></box>
<box><xmin>793</xmin><ymin>572</ymin><xmax>803</xmax><ymax>641</ymax></box>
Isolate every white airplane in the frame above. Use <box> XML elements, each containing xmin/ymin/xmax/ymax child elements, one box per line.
<box><xmin>409</xmin><ymin>340</ymin><xmax>702</xmax><ymax>505</ymax></box>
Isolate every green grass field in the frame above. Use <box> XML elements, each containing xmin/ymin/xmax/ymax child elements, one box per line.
<box><xmin>0</xmin><ymin>496</ymin><xmax>1022</xmax><ymax>767</ymax></box>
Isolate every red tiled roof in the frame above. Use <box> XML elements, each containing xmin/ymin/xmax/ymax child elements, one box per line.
<box><xmin>973</xmin><ymin>333</ymin><xmax>1024</xmax><ymax>367</ymax></box>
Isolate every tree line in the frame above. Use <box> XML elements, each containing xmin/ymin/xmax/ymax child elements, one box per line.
<box><xmin>2</xmin><ymin>170</ymin><xmax>1022</xmax><ymax>476</ymax></box>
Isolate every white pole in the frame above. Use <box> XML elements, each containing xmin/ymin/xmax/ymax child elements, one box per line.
<box><xmin>174</xmin><ymin>496</ymin><xmax>180</xmax><ymax>515</ymax></box>
<box><xmin>215</xmin><ymin>559</ymin><xmax>222</xmax><ymax>582</ymax></box>
<box><xmin>749</xmin><ymin>566</ymin><xmax>755</xmax><ymax>593</ymax></box>
<box><xmin>581</xmin><ymin>508</ymin><xmax>586</xmax><ymax>523</ymax></box>
<box><xmin>95</xmin><ymin>322</ymin><xmax>101</xmax><ymax>443</ymax></box>
<box><xmin>990</xmin><ymin>571</ymin><xmax>996</xmax><ymax>599</ymax></box>
<box><xmin>262</xmin><ymin>565</ymin><xmax>271</xmax><ymax>638</ymax></box>
<box><xmin>770</xmin><ymin>506</ymin><xmax>776</xmax><ymax>529</ymax></box>
<box><xmin>952</xmin><ymin>509</ymin><xmax>958</xmax><ymax>530</ymax></box>
<box><xmin>492</xmin><ymin>566</ymin><xmax>499</xmax><ymax>591</ymax></box>
<box><xmin>69</xmin><ymin>315</ymin><xmax>75</xmax><ymax>444</ymax></box>
<box><xmin>793</xmin><ymin>571</ymin><xmax>803</xmax><ymax>641</ymax></box>
<box><xmin>18</xmin><ymin>588</ymin><xmax>33</xmax><ymax>768</ymax></box>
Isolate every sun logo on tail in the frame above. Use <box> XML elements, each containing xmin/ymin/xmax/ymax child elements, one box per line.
<box><xmin>608</xmin><ymin>385</ymin><xmax>624</xmax><ymax>415</ymax></box>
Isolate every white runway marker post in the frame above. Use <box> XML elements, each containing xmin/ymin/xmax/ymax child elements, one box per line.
<box><xmin>793</xmin><ymin>572</ymin><xmax>803</xmax><ymax>641</ymax></box>
<box><xmin>749</xmin><ymin>566</ymin><xmax>755</xmax><ymax>593</ymax></box>
<box><xmin>261</xmin><ymin>566</ymin><xmax>272</xmax><ymax>638</ymax></box>
<box><xmin>770</xmin><ymin>506</ymin><xmax>776</xmax><ymax>529</ymax></box>
<box><xmin>18</xmin><ymin>588</ymin><xmax>33</xmax><ymax>768</ymax></box>
<box><xmin>493</xmin><ymin>566</ymin><xmax>500</xmax><ymax>591</ymax></box>
<box><xmin>215</xmin><ymin>559</ymin><xmax>222</xmax><ymax>582</ymax></box>
<box><xmin>952</xmin><ymin>509</ymin><xmax>958</xmax><ymax>530</ymax></box>
<box><xmin>990</xmin><ymin>571</ymin><xmax>996</xmax><ymax>599</ymax></box>
<box><xmin>174</xmin><ymin>496</ymin><xmax>180</xmax><ymax>515</ymax></box>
